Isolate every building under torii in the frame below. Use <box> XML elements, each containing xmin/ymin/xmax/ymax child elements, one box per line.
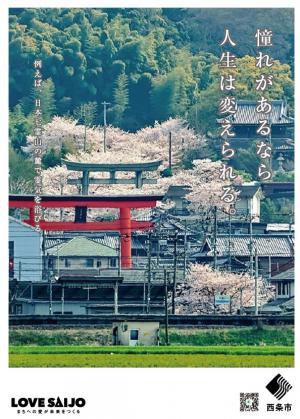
<box><xmin>9</xmin><ymin>194</ymin><xmax>164</xmax><ymax>268</ymax></box>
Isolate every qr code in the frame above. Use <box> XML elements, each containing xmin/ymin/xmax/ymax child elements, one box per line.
<box><xmin>240</xmin><ymin>393</ymin><xmax>259</xmax><ymax>412</ymax></box>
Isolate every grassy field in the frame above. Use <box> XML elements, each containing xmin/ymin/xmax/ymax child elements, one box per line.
<box><xmin>9</xmin><ymin>326</ymin><xmax>294</xmax><ymax>346</ymax></box>
<box><xmin>9</xmin><ymin>345</ymin><xmax>294</xmax><ymax>368</ymax></box>
<box><xmin>9</xmin><ymin>326</ymin><xmax>294</xmax><ymax>367</ymax></box>
<box><xmin>10</xmin><ymin>345</ymin><xmax>294</xmax><ymax>355</ymax></box>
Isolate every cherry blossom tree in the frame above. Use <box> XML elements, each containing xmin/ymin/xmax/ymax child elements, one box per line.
<box><xmin>24</xmin><ymin>116</ymin><xmax>204</xmax><ymax>169</ymax></box>
<box><xmin>159</xmin><ymin>159</ymin><xmax>243</xmax><ymax>215</ymax></box>
<box><xmin>41</xmin><ymin>165</ymin><xmax>78</xmax><ymax>195</ymax></box>
<box><xmin>174</xmin><ymin>263</ymin><xmax>274</xmax><ymax>314</ymax></box>
<box><xmin>9</xmin><ymin>178</ymin><xmax>33</xmax><ymax>194</ymax></box>
<box><xmin>26</xmin><ymin>116</ymin><xmax>242</xmax><ymax>220</ymax></box>
<box><xmin>24</xmin><ymin>117</ymin><xmax>100</xmax><ymax>154</ymax></box>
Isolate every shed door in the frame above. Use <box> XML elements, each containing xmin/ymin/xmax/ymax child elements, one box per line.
<box><xmin>129</xmin><ymin>329</ymin><xmax>139</xmax><ymax>346</ymax></box>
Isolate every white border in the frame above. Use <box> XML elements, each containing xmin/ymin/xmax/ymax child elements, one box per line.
<box><xmin>1</xmin><ymin>1</ymin><xmax>298</xmax><ymax>418</ymax></box>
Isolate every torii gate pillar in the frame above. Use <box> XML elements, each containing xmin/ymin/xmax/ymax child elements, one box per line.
<box><xmin>119</xmin><ymin>207</ymin><xmax>132</xmax><ymax>268</ymax></box>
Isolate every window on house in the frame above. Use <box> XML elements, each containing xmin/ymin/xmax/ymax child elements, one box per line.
<box><xmin>96</xmin><ymin>260</ymin><xmax>102</xmax><ymax>267</ymax></box>
<box><xmin>277</xmin><ymin>281</ymin><xmax>289</xmax><ymax>296</ymax></box>
<box><xmin>86</xmin><ymin>259</ymin><xmax>94</xmax><ymax>268</ymax></box>
<box><xmin>9</xmin><ymin>241</ymin><xmax>14</xmax><ymax>278</ymax></box>
<box><xmin>9</xmin><ymin>241</ymin><xmax>14</xmax><ymax>258</ymax></box>
<box><xmin>64</xmin><ymin>259</ymin><xmax>71</xmax><ymax>268</ymax></box>
<box><xmin>110</xmin><ymin>258</ymin><xmax>117</xmax><ymax>267</ymax></box>
<box><xmin>15</xmin><ymin>304</ymin><xmax>22</xmax><ymax>315</ymax></box>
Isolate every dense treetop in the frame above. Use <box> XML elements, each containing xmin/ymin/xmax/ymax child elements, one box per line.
<box><xmin>9</xmin><ymin>8</ymin><xmax>294</xmax><ymax>132</ymax></box>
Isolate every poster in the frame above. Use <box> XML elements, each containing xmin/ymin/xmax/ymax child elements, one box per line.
<box><xmin>2</xmin><ymin>1</ymin><xmax>298</xmax><ymax>418</ymax></box>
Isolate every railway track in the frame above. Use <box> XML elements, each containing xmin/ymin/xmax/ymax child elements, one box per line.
<box><xmin>9</xmin><ymin>314</ymin><xmax>294</xmax><ymax>328</ymax></box>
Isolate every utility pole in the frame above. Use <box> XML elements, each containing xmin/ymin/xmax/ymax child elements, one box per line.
<box><xmin>254</xmin><ymin>247</ymin><xmax>259</xmax><ymax>316</ymax></box>
<box><xmin>117</xmin><ymin>233</ymin><xmax>121</xmax><ymax>277</ymax></box>
<box><xmin>156</xmin><ymin>214</ymin><xmax>162</xmax><ymax>267</ymax></box>
<box><xmin>114</xmin><ymin>282</ymin><xmax>119</xmax><ymax>315</ymax></box>
<box><xmin>239</xmin><ymin>288</ymin><xmax>243</xmax><ymax>313</ymax></box>
<box><xmin>18</xmin><ymin>261</ymin><xmax>22</xmax><ymax>282</ymax></box>
<box><xmin>61</xmin><ymin>285</ymin><xmax>65</xmax><ymax>315</ymax></box>
<box><xmin>194</xmin><ymin>84</ymin><xmax>199</xmax><ymax>132</ymax></box>
<box><xmin>49</xmin><ymin>276</ymin><xmax>53</xmax><ymax>316</ymax></box>
<box><xmin>164</xmin><ymin>268</ymin><xmax>169</xmax><ymax>346</ymax></box>
<box><xmin>57</xmin><ymin>244</ymin><xmax>60</xmax><ymax>279</ymax></box>
<box><xmin>168</xmin><ymin>132</ymin><xmax>172</xmax><ymax>171</ymax></box>
<box><xmin>183</xmin><ymin>219</ymin><xmax>188</xmax><ymax>280</ymax></box>
<box><xmin>213</xmin><ymin>206</ymin><xmax>218</xmax><ymax>269</ymax></box>
<box><xmin>42</xmin><ymin>230</ymin><xmax>46</xmax><ymax>280</ymax></box>
<box><xmin>249</xmin><ymin>212</ymin><xmax>254</xmax><ymax>278</ymax></box>
<box><xmin>147</xmin><ymin>232</ymin><xmax>152</xmax><ymax>314</ymax></box>
<box><xmin>102</xmin><ymin>101</ymin><xmax>110</xmax><ymax>153</ymax></box>
<box><xmin>172</xmin><ymin>231</ymin><xmax>178</xmax><ymax>314</ymax></box>
<box><xmin>143</xmin><ymin>272</ymin><xmax>146</xmax><ymax>314</ymax></box>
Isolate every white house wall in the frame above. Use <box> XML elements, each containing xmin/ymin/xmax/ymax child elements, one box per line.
<box><xmin>9</xmin><ymin>218</ymin><xmax>43</xmax><ymax>282</ymax></box>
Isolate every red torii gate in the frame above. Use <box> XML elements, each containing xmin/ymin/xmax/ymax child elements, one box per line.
<box><xmin>9</xmin><ymin>194</ymin><xmax>164</xmax><ymax>269</ymax></box>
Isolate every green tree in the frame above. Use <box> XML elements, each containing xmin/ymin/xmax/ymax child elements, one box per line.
<box><xmin>188</xmin><ymin>83</ymin><xmax>219</xmax><ymax>135</ymax></box>
<box><xmin>112</xmin><ymin>73</ymin><xmax>129</xmax><ymax>127</ymax></box>
<box><xmin>42</xmin><ymin>148</ymin><xmax>61</xmax><ymax>168</ymax></box>
<box><xmin>151</xmin><ymin>68</ymin><xmax>191</xmax><ymax>121</ymax></box>
<box><xmin>38</xmin><ymin>78</ymin><xmax>57</xmax><ymax>123</ymax></box>
<box><xmin>260</xmin><ymin>198</ymin><xmax>291</xmax><ymax>224</ymax></box>
<box><xmin>130</xmin><ymin>72</ymin><xmax>153</xmax><ymax>128</ymax></box>
<box><xmin>272</xmin><ymin>171</ymin><xmax>294</xmax><ymax>182</ymax></box>
<box><xmin>9</xmin><ymin>105</ymin><xmax>34</xmax><ymax>151</ymax></box>
<box><xmin>231</xmin><ymin>143</ymin><xmax>261</xmax><ymax>180</ymax></box>
<box><xmin>9</xmin><ymin>146</ymin><xmax>35</xmax><ymax>193</ymax></box>
<box><xmin>20</xmin><ymin>78</ymin><xmax>57</xmax><ymax>123</ymax></box>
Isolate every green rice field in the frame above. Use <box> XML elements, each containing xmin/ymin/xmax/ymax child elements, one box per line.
<box><xmin>9</xmin><ymin>345</ymin><xmax>294</xmax><ymax>368</ymax></box>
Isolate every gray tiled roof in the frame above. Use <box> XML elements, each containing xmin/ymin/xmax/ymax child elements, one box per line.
<box><xmin>271</xmin><ymin>267</ymin><xmax>294</xmax><ymax>281</ymax></box>
<box><xmin>47</xmin><ymin>237</ymin><xmax>118</xmax><ymax>257</ymax></box>
<box><xmin>218</xmin><ymin>100</ymin><xmax>294</xmax><ymax>125</ymax></box>
<box><xmin>237</xmin><ymin>184</ymin><xmax>261</xmax><ymax>198</ymax></box>
<box><xmin>261</xmin><ymin>297</ymin><xmax>294</xmax><ymax>312</ymax></box>
<box><xmin>205</xmin><ymin>235</ymin><xmax>294</xmax><ymax>257</ymax></box>
<box><xmin>46</xmin><ymin>235</ymin><xmax>119</xmax><ymax>251</ymax></box>
<box><xmin>46</xmin><ymin>235</ymin><xmax>145</xmax><ymax>251</ymax></box>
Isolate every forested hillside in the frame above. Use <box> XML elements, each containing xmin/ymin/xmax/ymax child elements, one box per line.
<box><xmin>9</xmin><ymin>8</ymin><xmax>294</xmax><ymax>133</ymax></box>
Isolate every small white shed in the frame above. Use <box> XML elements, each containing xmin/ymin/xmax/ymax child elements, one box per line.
<box><xmin>112</xmin><ymin>321</ymin><xmax>160</xmax><ymax>346</ymax></box>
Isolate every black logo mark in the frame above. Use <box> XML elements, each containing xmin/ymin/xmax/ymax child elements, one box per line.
<box><xmin>266</xmin><ymin>374</ymin><xmax>292</xmax><ymax>400</ymax></box>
